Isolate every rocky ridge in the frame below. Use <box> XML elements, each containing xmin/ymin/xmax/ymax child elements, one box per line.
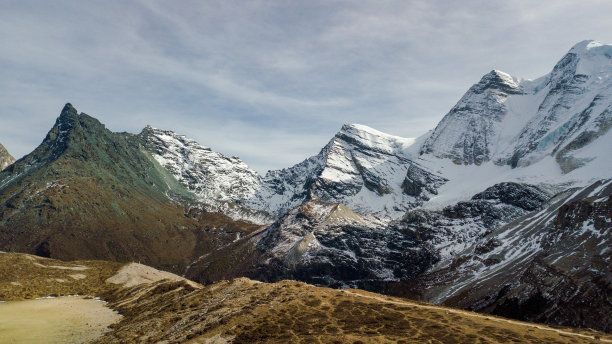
<box><xmin>414</xmin><ymin>179</ymin><xmax>612</xmax><ymax>332</ymax></box>
<box><xmin>243</xmin><ymin>124</ymin><xmax>446</xmax><ymax>220</ymax></box>
<box><xmin>186</xmin><ymin>182</ymin><xmax>552</xmax><ymax>290</ymax></box>
<box><xmin>0</xmin><ymin>104</ymin><xmax>259</xmax><ymax>272</ymax></box>
<box><xmin>421</xmin><ymin>40</ymin><xmax>612</xmax><ymax>172</ymax></box>
<box><xmin>140</xmin><ymin>126</ymin><xmax>271</xmax><ymax>224</ymax></box>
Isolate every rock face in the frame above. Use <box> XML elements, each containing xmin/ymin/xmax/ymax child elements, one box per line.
<box><xmin>140</xmin><ymin>126</ymin><xmax>271</xmax><ymax>224</ymax></box>
<box><xmin>0</xmin><ymin>143</ymin><xmax>15</xmax><ymax>171</ymax></box>
<box><xmin>0</xmin><ymin>104</ymin><xmax>258</xmax><ymax>273</ymax></box>
<box><xmin>398</xmin><ymin>182</ymin><xmax>552</xmax><ymax>261</ymax></box>
<box><xmin>242</xmin><ymin>124</ymin><xmax>445</xmax><ymax>220</ymax></box>
<box><xmin>187</xmin><ymin>198</ymin><xmax>440</xmax><ymax>289</ymax></box>
<box><xmin>415</xmin><ymin>179</ymin><xmax>612</xmax><ymax>332</ymax></box>
<box><xmin>186</xmin><ymin>182</ymin><xmax>550</xmax><ymax>292</ymax></box>
<box><xmin>422</xmin><ymin>40</ymin><xmax>612</xmax><ymax>171</ymax></box>
<box><xmin>421</xmin><ymin>70</ymin><xmax>522</xmax><ymax>165</ymax></box>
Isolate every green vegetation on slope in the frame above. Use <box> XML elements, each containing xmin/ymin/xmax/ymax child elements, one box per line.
<box><xmin>0</xmin><ymin>104</ymin><xmax>258</xmax><ymax>273</ymax></box>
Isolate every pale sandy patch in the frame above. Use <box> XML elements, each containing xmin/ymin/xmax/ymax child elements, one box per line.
<box><xmin>32</xmin><ymin>262</ymin><xmax>89</xmax><ymax>271</ymax></box>
<box><xmin>69</xmin><ymin>274</ymin><xmax>87</xmax><ymax>280</ymax></box>
<box><xmin>106</xmin><ymin>263</ymin><xmax>201</xmax><ymax>288</ymax></box>
<box><xmin>0</xmin><ymin>296</ymin><xmax>121</xmax><ymax>344</ymax></box>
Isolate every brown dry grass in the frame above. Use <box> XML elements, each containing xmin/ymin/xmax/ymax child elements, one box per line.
<box><xmin>0</xmin><ymin>252</ymin><xmax>122</xmax><ymax>300</ymax></box>
<box><xmin>2</xmin><ymin>252</ymin><xmax>610</xmax><ymax>344</ymax></box>
<box><xmin>98</xmin><ymin>278</ymin><xmax>612</xmax><ymax>344</ymax></box>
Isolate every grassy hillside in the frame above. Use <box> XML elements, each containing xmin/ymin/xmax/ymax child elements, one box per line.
<box><xmin>2</xmin><ymin>252</ymin><xmax>609</xmax><ymax>343</ymax></box>
<box><xmin>0</xmin><ymin>104</ymin><xmax>258</xmax><ymax>273</ymax></box>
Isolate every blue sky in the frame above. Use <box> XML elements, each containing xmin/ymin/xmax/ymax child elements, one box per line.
<box><xmin>1</xmin><ymin>0</ymin><xmax>612</xmax><ymax>173</ymax></box>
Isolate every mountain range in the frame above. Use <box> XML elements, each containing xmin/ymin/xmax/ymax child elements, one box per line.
<box><xmin>0</xmin><ymin>40</ymin><xmax>610</xmax><ymax>332</ymax></box>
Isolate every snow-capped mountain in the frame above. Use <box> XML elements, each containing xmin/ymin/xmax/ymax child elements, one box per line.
<box><xmin>139</xmin><ymin>43</ymin><xmax>612</xmax><ymax>224</ymax></box>
<box><xmin>0</xmin><ymin>143</ymin><xmax>15</xmax><ymax>171</ymax></box>
<box><xmin>140</xmin><ymin>125</ymin><xmax>271</xmax><ymax>224</ymax></box>
<box><xmin>181</xmin><ymin>40</ymin><xmax>612</xmax><ymax>332</ymax></box>
<box><xmin>422</xmin><ymin>40</ymin><xmax>612</xmax><ymax>174</ymax></box>
<box><xmin>142</xmin><ymin>122</ymin><xmax>446</xmax><ymax>222</ymax></box>
<box><xmin>421</xmin><ymin>69</ymin><xmax>523</xmax><ymax>165</ymax></box>
<box><xmin>1</xmin><ymin>39</ymin><xmax>610</xmax><ymax>333</ymax></box>
<box><xmin>242</xmin><ymin>124</ymin><xmax>446</xmax><ymax>219</ymax></box>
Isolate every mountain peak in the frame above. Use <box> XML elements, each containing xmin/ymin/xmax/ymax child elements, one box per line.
<box><xmin>61</xmin><ymin>102</ymin><xmax>77</xmax><ymax>115</ymax></box>
<box><xmin>549</xmin><ymin>39</ymin><xmax>612</xmax><ymax>83</ymax></box>
<box><xmin>54</xmin><ymin>103</ymin><xmax>80</xmax><ymax>134</ymax></box>
<box><xmin>340</xmin><ymin>123</ymin><xmax>388</xmax><ymax>136</ymax></box>
<box><xmin>568</xmin><ymin>39</ymin><xmax>609</xmax><ymax>55</ymax></box>
<box><xmin>336</xmin><ymin>123</ymin><xmax>416</xmax><ymax>156</ymax></box>
<box><xmin>566</xmin><ymin>40</ymin><xmax>612</xmax><ymax>66</ymax></box>
<box><xmin>473</xmin><ymin>69</ymin><xmax>521</xmax><ymax>94</ymax></box>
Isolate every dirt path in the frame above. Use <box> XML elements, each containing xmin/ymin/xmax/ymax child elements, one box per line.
<box><xmin>343</xmin><ymin>290</ymin><xmax>611</xmax><ymax>343</ymax></box>
<box><xmin>0</xmin><ymin>296</ymin><xmax>121</xmax><ymax>344</ymax></box>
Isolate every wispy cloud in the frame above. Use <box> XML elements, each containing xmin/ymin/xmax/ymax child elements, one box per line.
<box><xmin>1</xmin><ymin>0</ymin><xmax>612</xmax><ymax>173</ymax></box>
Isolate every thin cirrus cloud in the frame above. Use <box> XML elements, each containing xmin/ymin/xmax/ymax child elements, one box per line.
<box><xmin>1</xmin><ymin>0</ymin><xmax>611</xmax><ymax>173</ymax></box>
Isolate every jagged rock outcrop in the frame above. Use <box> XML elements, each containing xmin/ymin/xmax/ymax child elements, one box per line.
<box><xmin>397</xmin><ymin>182</ymin><xmax>552</xmax><ymax>260</ymax></box>
<box><xmin>187</xmin><ymin>182</ymin><xmax>550</xmax><ymax>291</ymax></box>
<box><xmin>414</xmin><ymin>179</ymin><xmax>612</xmax><ymax>332</ymax></box>
<box><xmin>242</xmin><ymin>124</ymin><xmax>445</xmax><ymax>219</ymax></box>
<box><xmin>140</xmin><ymin>126</ymin><xmax>271</xmax><ymax>224</ymax></box>
<box><xmin>0</xmin><ymin>143</ymin><xmax>15</xmax><ymax>171</ymax></box>
<box><xmin>186</xmin><ymin>199</ymin><xmax>440</xmax><ymax>289</ymax></box>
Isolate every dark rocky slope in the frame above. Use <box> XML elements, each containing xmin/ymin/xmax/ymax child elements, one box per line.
<box><xmin>186</xmin><ymin>183</ymin><xmax>550</xmax><ymax>291</ymax></box>
<box><xmin>410</xmin><ymin>179</ymin><xmax>612</xmax><ymax>332</ymax></box>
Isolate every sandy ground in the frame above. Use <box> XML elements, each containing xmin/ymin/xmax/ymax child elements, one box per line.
<box><xmin>106</xmin><ymin>262</ymin><xmax>201</xmax><ymax>289</ymax></box>
<box><xmin>0</xmin><ymin>296</ymin><xmax>121</xmax><ymax>344</ymax></box>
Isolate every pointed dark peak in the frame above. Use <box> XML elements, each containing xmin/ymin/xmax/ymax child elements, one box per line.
<box><xmin>52</xmin><ymin>103</ymin><xmax>110</xmax><ymax>137</ymax></box>
<box><xmin>53</xmin><ymin>103</ymin><xmax>80</xmax><ymax>134</ymax></box>
<box><xmin>58</xmin><ymin>103</ymin><xmax>79</xmax><ymax>122</ymax></box>
<box><xmin>471</xmin><ymin>70</ymin><xmax>521</xmax><ymax>95</ymax></box>
<box><xmin>61</xmin><ymin>103</ymin><xmax>77</xmax><ymax>116</ymax></box>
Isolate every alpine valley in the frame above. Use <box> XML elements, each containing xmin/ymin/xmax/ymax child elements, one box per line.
<box><xmin>1</xmin><ymin>39</ymin><xmax>611</xmax><ymax>337</ymax></box>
